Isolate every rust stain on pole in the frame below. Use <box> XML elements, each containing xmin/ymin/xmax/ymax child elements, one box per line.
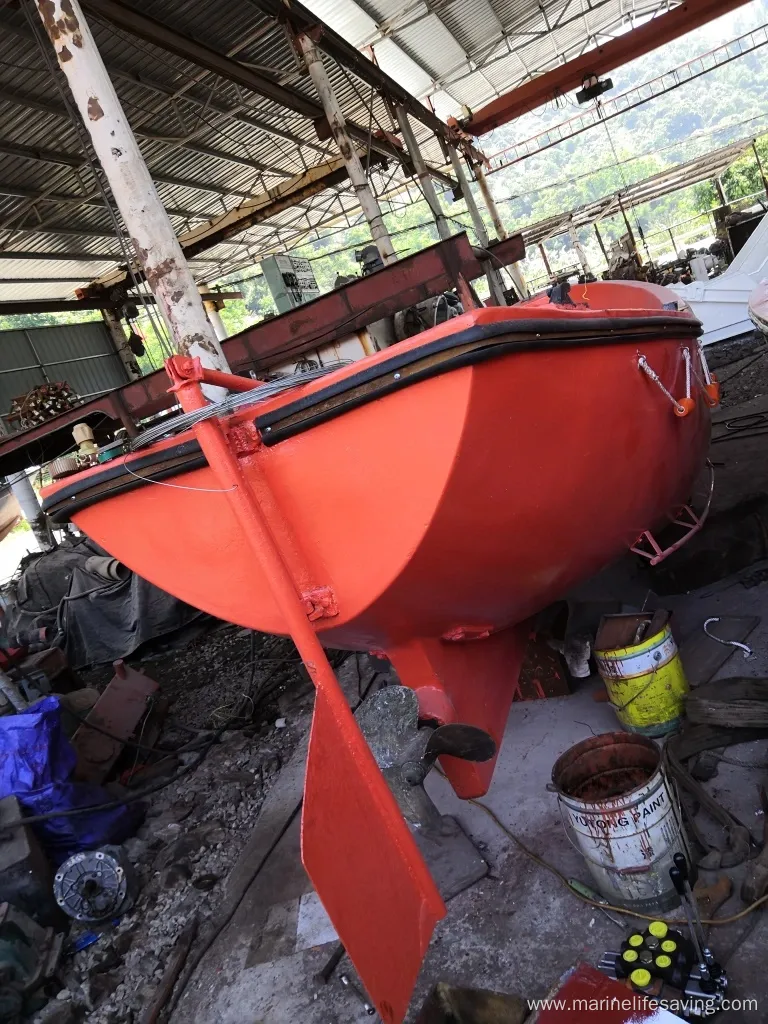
<box><xmin>36</xmin><ymin>0</ymin><xmax>230</xmax><ymax>386</ymax></box>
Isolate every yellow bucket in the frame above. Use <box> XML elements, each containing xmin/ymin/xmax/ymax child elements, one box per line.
<box><xmin>594</xmin><ymin>623</ymin><xmax>688</xmax><ymax>737</ymax></box>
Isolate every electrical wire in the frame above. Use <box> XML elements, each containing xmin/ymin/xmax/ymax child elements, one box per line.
<box><xmin>60</xmin><ymin>702</ymin><xmax>211</xmax><ymax>756</ymax></box>
<box><xmin>0</xmin><ymin>723</ymin><xmax>228</xmax><ymax>830</ymax></box>
<box><xmin>464</xmin><ymin>794</ymin><xmax>768</xmax><ymax>927</ymax></box>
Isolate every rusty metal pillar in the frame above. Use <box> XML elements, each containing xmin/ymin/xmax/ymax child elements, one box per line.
<box><xmin>474</xmin><ymin>160</ymin><xmax>528</xmax><ymax>298</ymax></box>
<box><xmin>568</xmin><ymin>219</ymin><xmax>591</xmax><ymax>278</ymax></box>
<box><xmin>474</xmin><ymin>162</ymin><xmax>506</xmax><ymax>240</ymax></box>
<box><xmin>594</xmin><ymin>223</ymin><xmax>609</xmax><ymax>266</ymax></box>
<box><xmin>199</xmin><ymin>287</ymin><xmax>228</xmax><ymax>342</ymax></box>
<box><xmin>6</xmin><ymin>470</ymin><xmax>51</xmax><ymax>551</ymax></box>
<box><xmin>101</xmin><ymin>308</ymin><xmax>141</xmax><ymax>380</ymax></box>
<box><xmin>447</xmin><ymin>147</ymin><xmax>506</xmax><ymax>305</ymax></box>
<box><xmin>395</xmin><ymin>104</ymin><xmax>450</xmax><ymax>241</ymax></box>
<box><xmin>297</xmin><ymin>33</ymin><xmax>396</xmax><ymax>265</ymax></box>
<box><xmin>538</xmin><ymin>242</ymin><xmax>554</xmax><ymax>279</ymax></box>
<box><xmin>617</xmin><ymin>196</ymin><xmax>638</xmax><ymax>258</ymax></box>
<box><xmin>35</xmin><ymin>0</ymin><xmax>230</xmax><ymax>396</ymax></box>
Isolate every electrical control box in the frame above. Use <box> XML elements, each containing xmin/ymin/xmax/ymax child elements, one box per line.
<box><xmin>262</xmin><ymin>254</ymin><xmax>320</xmax><ymax>314</ymax></box>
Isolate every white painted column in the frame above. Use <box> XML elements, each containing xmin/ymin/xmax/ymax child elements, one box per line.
<box><xmin>296</xmin><ymin>33</ymin><xmax>396</xmax><ymax>266</ymax></box>
<box><xmin>569</xmin><ymin>219</ymin><xmax>592</xmax><ymax>278</ymax></box>
<box><xmin>395</xmin><ymin>105</ymin><xmax>450</xmax><ymax>241</ymax></box>
<box><xmin>448</xmin><ymin>147</ymin><xmax>506</xmax><ymax>305</ymax></box>
<box><xmin>474</xmin><ymin>161</ymin><xmax>529</xmax><ymax>299</ymax></box>
<box><xmin>7</xmin><ymin>470</ymin><xmax>49</xmax><ymax>550</ymax></box>
<box><xmin>36</xmin><ymin>0</ymin><xmax>230</xmax><ymax>384</ymax></box>
<box><xmin>200</xmin><ymin>290</ymin><xmax>229</xmax><ymax>342</ymax></box>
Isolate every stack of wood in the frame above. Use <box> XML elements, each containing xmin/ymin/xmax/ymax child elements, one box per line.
<box><xmin>8</xmin><ymin>381</ymin><xmax>79</xmax><ymax>429</ymax></box>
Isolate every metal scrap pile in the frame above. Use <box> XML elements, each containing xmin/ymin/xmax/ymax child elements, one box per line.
<box><xmin>8</xmin><ymin>382</ymin><xmax>79</xmax><ymax>431</ymax></box>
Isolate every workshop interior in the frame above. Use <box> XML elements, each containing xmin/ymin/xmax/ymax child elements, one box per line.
<box><xmin>1</xmin><ymin>1</ymin><xmax>768</xmax><ymax>1023</ymax></box>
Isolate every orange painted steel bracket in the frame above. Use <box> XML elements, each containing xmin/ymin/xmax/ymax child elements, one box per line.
<box><xmin>166</xmin><ymin>357</ymin><xmax>445</xmax><ymax>1023</ymax></box>
<box><xmin>631</xmin><ymin>462</ymin><xmax>715</xmax><ymax>567</ymax></box>
<box><xmin>389</xmin><ymin>624</ymin><xmax>531</xmax><ymax>799</ymax></box>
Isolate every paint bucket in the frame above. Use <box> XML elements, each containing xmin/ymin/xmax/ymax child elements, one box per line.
<box><xmin>551</xmin><ymin>732</ymin><xmax>689</xmax><ymax>913</ymax></box>
<box><xmin>594</xmin><ymin>617</ymin><xmax>688</xmax><ymax>737</ymax></box>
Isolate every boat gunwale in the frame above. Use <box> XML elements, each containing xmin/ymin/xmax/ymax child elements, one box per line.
<box><xmin>256</xmin><ymin>313</ymin><xmax>701</xmax><ymax>444</ymax></box>
<box><xmin>42</xmin><ymin>312</ymin><xmax>701</xmax><ymax>523</ymax></box>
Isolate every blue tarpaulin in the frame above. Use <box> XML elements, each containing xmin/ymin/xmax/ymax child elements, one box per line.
<box><xmin>0</xmin><ymin>696</ymin><xmax>142</xmax><ymax>863</ymax></box>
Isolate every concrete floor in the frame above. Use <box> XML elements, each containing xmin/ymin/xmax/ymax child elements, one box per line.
<box><xmin>171</xmin><ymin>394</ymin><xmax>768</xmax><ymax>1024</ymax></box>
<box><xmin>171</xmin><ymin>626</ymin><xmax>768</xmax><ymax>1024</ymax></box>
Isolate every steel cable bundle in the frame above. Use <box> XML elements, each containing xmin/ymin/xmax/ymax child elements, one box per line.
<box><xmin>686</xmin><ymin>677</ymin><xmax>768</xmax><ymax>728</ymax></box>
<box><xmin>130</xmin><ymin>363</ymin><xmax>348</xmax><ymax>451</ymax></box>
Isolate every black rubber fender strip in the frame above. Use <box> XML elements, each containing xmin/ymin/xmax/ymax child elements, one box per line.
<box><xmin>256</xmin><ymin>318</ymin><xmax>701</xmax><ymax>445</ymax></box>
<box><xmin>42</xmin><ymin>441</ymin><xmax>205</xmax><ymax>523</ymax></box>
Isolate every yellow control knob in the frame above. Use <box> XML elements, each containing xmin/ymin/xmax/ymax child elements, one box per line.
<box><xmin>628</xmin><ymin>934</ymin><xmax>644</xmax><ymax>947</ymax></box>
<box><xmin>661</xmin><ymin>939</ymin><xmax>677</xmax><ymax>953</ymax></box>
<box><xmin>622</xmin><ymin>949</ymin><xmax>639</xmax><ymax>963</ymax></box>
<box><xmin>655</xmin><ymin>955</ymin><xmax>672</xmax><ymax>969</ymax></box>
<box><xmin>649</xmin><ymin>921</ymin><xmax>668</xmax><ymax>938</ymax></box>
<box><xmin>630</xmin><ymin>968</ymin><xmax>652</xmax><ymax>990</ymax></box>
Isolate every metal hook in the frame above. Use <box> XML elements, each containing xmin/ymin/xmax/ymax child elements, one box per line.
<box><xmin>703</xmin><ymin>617</ymin><xmax>753</xmax><ymax>659</ymax></box>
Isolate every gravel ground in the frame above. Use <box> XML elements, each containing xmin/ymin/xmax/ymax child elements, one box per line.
<box><xmin>717</xmin><ymin>347</ymin><xmax>768</xmax><ymax>409</ymax></box>
<box><xmin>705</xmin><ymin>332</ymin><xmax>768</xmax><ymax>410</ymax></box>
<box><xmin>30</xmin><ymin>624</ymin><xmax>345</xmax><ymax>1024</ymax></box>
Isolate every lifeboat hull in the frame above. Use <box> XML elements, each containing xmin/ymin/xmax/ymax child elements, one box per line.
<box><xmin>42</xmin><ymin>283</ymin><xmax>712</xmax><ymax>1022</ymax></box>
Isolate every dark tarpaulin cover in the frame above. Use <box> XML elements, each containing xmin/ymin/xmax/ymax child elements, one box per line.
<box><xmin>0</xmin><ymin>696</ymin><xmax>142</xmax><ymax>863</ymax></box>
<box><xmin>6</xmin><ymin>536</ymin><xmax>204</xmax><ymax>668</ymax></box>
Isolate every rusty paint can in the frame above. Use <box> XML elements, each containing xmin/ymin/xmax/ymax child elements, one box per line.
<box><xmin>594</xmin><ymin>623</ymin><xmax>688</xmax><ymax>737</ymax></box>
<box><xmin>551</xmin><ymin>732</ymin><xmax>690</xmax><ymax>912</ymax></box>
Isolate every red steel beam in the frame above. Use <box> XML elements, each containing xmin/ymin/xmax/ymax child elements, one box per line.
<box><xmin>466</xmin><ymin>0</ymin><xmax>753</xmax><ymax>137</ymax></box>
<box><xmin>0</xmin><ymin>233</ymin><xmax>524</xmax><ymax>476</ymax></box>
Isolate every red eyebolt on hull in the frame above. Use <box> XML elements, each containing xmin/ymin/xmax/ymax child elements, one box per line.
<box><xmin>42</xmin><ymin>283</ymin><xmax>714</xmax><ymax>1022</ymax></box>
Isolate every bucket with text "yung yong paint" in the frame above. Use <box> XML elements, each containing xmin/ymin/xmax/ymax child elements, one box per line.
<box><xmin>551</xmin><ymin>732</ymin><xmax>690</xmax><ymax>913</ymax></box>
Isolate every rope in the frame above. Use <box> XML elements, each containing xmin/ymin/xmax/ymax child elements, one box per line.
<box><xmin>682</xmin><ymin>346</ymin><xmax>692</xmax><ymax>400</ymax></box>
<box><xmin>638</xmin><ymin>355</ymin><xmax>685</xmax><ymax>414</ymax></box>
<box><xmin>697</xmin><ymin>340</ymin><xmax>714</xmax><ymax>386</ymax></box>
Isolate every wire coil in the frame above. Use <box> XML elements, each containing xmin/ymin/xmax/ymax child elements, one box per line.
<box><xmin>130</xmin><ymin>363</ymin><xmax>348</xmax><ymax>451</ymax></box>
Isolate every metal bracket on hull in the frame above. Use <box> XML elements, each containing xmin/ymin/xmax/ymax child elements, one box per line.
<box><xmin>630</xmin><ymin>463</ymin><xmax>715</xmax><ymax>566</ymax></box>
<box><xmin>302</xmin><ymin>585</ymin><xmax>339</xmax><ymax>620</ymax></box>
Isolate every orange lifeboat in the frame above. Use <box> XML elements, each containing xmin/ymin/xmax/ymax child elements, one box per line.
<box><xmin>42</xmin><ymin>281</ymin><xmax>713</xmax><ymax>1022</ymax></box>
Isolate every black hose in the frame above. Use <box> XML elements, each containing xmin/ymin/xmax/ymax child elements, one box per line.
<box><xmin>0</xmin><ymin>724</ymin><xmax>228</xmax><ymax>831</ymax></box>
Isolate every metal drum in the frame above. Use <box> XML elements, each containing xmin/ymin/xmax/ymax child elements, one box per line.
<box><xmin>595</xmin><ymin>622</ymin><xmax>689</xmax><ymax>737</ymax></box>
<box><xmin>551</xmin><ymin>732</ymin><xmax>690</xmax><ymax>913</ymax></box>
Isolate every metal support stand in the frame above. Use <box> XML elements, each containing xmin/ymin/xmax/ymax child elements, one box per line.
<box><xmin>297</xmin><ymin>33</ymin><xmax>397</xmax><ymax>266</ymax></box>
<box><xmin>448</xmin><ymin>147</ymin><xmax>506</xmax><ymax>305</ymax></box>
<box><xmin>355</xmin><ymin>686</ymin><xmax>490</xmax><ymax>899</ymax></box>
<box><xmin>396</xmin><ymin>105</ymin><xmax>450</xmax><ymax>241</ymax></box>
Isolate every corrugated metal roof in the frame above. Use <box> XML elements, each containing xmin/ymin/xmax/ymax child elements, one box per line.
<box><xmin>520</xmin><ymin>138</ymin><xmax>752</xmax><ymax>245</ymax></box>
<box><xmin>0</xmin><ymin>0</ymin><xmax>732</xmax><ymax>306</ymax></box>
